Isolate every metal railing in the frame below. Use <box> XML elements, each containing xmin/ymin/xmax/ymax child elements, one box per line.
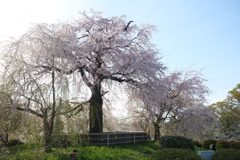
<box><xmin>77</xmin><ymin>132</ymin><xmax>148</xmax><ymax>146</ymax></box>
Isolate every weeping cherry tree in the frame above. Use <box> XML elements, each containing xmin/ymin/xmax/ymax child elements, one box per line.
<box><xmin>1</xmin><ymin>10</ymin><xmax>166</xmax><ymax>136</ymax></box>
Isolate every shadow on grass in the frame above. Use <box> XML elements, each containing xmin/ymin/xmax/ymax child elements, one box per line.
<box><xmin>113</xmin><ymin>141</ymin><xmax>159</xmax><ymax>154</ymax></box>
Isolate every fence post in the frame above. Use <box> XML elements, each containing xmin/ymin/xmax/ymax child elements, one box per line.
<box><xmin>107</xmin><ymin>133</ymin><xmax>109</xmax><ymax>146</ymax></box>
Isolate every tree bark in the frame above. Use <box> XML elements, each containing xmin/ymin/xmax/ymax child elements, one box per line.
<box><xmin>153</xmin><ymin>122</ymin><xmax>160</xmax><ymax>141</ymax></box>
<box><xmin>89</xmin><ymin>84</ymin><xmax>103</xmax><ymax>133</ymax></box>
<box><xmin>43</xmin><ymin>109</ymin><xmax>53</xmax><ymax>152</ymax></box>
<box><xmin>42</xmin><ymin>70</ymin><xmax>56</xmax><ymax>152</ymax></box>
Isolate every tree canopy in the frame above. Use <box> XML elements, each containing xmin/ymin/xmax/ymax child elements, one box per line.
<box><xmin>1</xmin><ymin>10</ymin><xmax>166</xmax><ymax>136</ymax></box>
<box><xmin>210</xmin><ymin>83</ymin><xmax>240</xmax><ymax>138</ymax></box>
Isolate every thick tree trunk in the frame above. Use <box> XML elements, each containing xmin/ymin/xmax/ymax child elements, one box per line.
<box><xmin>89</xmin><ymin>84</ymin><xmax>103</xmax><ymax>133</ymax></box>
<box><xmin>43</xmin><ymin>110</ymin><xmax>53</xmax><ymax>152</ymax></box>
<box><xmin>153</xmin><ymin>122</ymin><xmax>160</xmax><ymax>141</ymax></box>
<box><xmin>43</xmin><ymin>129</ymin><xmax>52</xmax><ymax>153</ymax></box>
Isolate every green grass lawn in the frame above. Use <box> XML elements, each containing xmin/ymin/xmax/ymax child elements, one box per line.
<box><xmin>0</xmin><ymin>141</ymin><xmax>160</xmax><ymax>160</ymax></box>
<box><xmin>195</xmin><ymin>146</ymin><xmax>210</xmax><ymax>152</ymax></box>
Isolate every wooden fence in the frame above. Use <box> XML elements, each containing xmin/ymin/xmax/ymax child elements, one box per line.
<box><xmin>77</xmin><ymin>132</ymin><xmax>148</xmax><ymax>146</ymax></box>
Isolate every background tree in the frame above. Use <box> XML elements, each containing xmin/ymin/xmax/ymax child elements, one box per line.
<box><xmin>125</xmin><ymin>92</ymin><xmax>152</xmax><ymax>133</ymax></box>
<box><xmin>20</xmin><ymin>113</ymin><xmax>43</xmax><ymax>143</ymax></box>
<box><xmin>0</xmin><ymin>92</ymin><xmax>22</xmax><ymax>146</ymax></box>
<box><xmin>131</xmin><ymin>70</ymin><xmax>209</xmax><ymax>140</ymax></box>
<box><xmin>0</xmin><ymin>25</ymin><xmax>82</xmax><ymax>152</ymax></box>
<box><xmin>210</xmin><ymin>83</ymin><xmax>240</xmax><ymax>138</ymax></box>
<box><xmin>163</xmin><ymin>105</ymin><xmax>219</xmax><ymax>140</ymax></box>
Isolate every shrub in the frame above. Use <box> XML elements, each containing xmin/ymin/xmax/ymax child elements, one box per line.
<box><xmin>212</xmin><ymin>149</ymin><xmax>240</xmax><ymax>160</ymax></box>
<box><xmin>215</xmin><ymin>141</ymin><xmax>230</xmax><ymax>151</ymax></box>
<box><xmin>229</xmin><ymin>142</ymin><xmax>240</xmax><ymax>149</ymax></box>
<box><xmin>193</xmin><ymin>140</ymin><xmax>202</xmax><ymax>147</ymax></box>
<box><xmin>202</xmin><ymin>140</ymin><xmax>217</xmax><ymax>150</ymax></box>
<box><xmin>159</xmin><ymin>136</ymin><xmax>195</xmax><ymax>151</ymax></box>
<box><xmin>7</xmin><ymin>139</ymin><xmax>24</xmax><ymax>147</ymax></box>
<box><xmin>150</xmin><ymin>148</ymin><xmax>203</xmax><ymax>160</ymax></box>
<box><xmin>52</xmin><ymin>135</ymin><xmax>72</xmax><ymax>147</ymax></box>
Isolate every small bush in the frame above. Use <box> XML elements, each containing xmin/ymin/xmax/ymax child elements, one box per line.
<box><xmin>202</xmin><ymin>140</ymin><xmax>217</xmax><ymax>150</ymax></box>
<box><xmin>159</xmin><ymin>136</ymin><xmax>195</xmax><ymax>151</ymax></box>
<box><xmin>150</xmin><ymin>148</ymin><xmax>203</xmax><ymax>160</ymax></box>
<box><xmin>216</xmin><ymin>141</ymin><xmax>230</xmax><ymax>151</ymax></box>
<box><xmin>229</xmin><ymin>142</ymin><xmax>240</xmax><ymax>149</ymax></box>
<box><xmin>7</xmin><ymin>139</ymin><xmax>24</xmax><ymax>147</ymax></box>
<box><xmin>52</xmin><ymin>135</ymin><xmax>72</xmax><ymax>147</ymax></box>
<box><xmin>212</xmin><ymin>149</ymin><xmax>240</xmax><ymax>160</ymax></box>
<box><xmin>193</xmin><ymin>140</ymin><xmax>202</xmax><ymax>147</ymax></box>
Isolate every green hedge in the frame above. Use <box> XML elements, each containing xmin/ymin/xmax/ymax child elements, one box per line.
<box><xmin>202</xmin><ymin>140</ymin><xmax>217</xmax><ymax>150</ymax></box>
<box><xmin>212</xmin><ymin>149</ymin><xmax>240</xmax><ymax>160</ymax></box>
<box><xmin>192</xmin><ymin>140</ymin><xmax>202</xmax><ymax>147</ymax></box>
<box><xmin>159</xmin><ymin>136</ymin><xmax>195</xmax><ymax>151</ymax></box>
<box><xmin>229</xmin><ymin>142</ymin><xmax>240</xmax><ymax>149</ymax></box>
<box><xmin>150</xmin><ymin>148</ymin><xmax>203</xmax><ymax>160</ymax></box>
<box><xmin>215</xmin><ymin>141</ymin><xmax>230</xmax><ymax>151</ymax></box>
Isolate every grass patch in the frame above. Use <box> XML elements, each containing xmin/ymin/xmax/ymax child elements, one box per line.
<box><xmin>0</xmin><ymin>141</ymin><xmax>159</xmax><ymax>160</ymax></box>
<box><xmin>195</xmin><ymin>146</ymin><xmax>211</xmax><ymax>151</ymax></box>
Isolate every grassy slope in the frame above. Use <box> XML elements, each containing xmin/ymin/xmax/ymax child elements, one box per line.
<box><xmin>0</xmin><ymin>141</ymin><xmax>160</xmax><ymax>160</ymax></box>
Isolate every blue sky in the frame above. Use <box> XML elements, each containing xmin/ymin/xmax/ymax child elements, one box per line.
<box><xmin>1</xmin><ymin>0</ymin><xmax>240</xmax><ymax>104</ymax></box>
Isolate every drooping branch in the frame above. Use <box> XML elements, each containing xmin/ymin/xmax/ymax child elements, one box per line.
<box><xmin>39</xmin><ymin>65</ymin><xmax>79</xmax><ymax>75</ymax></box>
<box><xmin>12</xmin><ymin>106</ymin><xmax>43</xmax><ymax>118</ymax></box>
<box><xmin>0</xmin><ymin>92</ymin><xmax>43</xmax><ymax>118</ymax></box>
<box><xmin>60</xmin><ymin>101</ymin><xmax>89</xmax><ymax>116</ymax></box>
